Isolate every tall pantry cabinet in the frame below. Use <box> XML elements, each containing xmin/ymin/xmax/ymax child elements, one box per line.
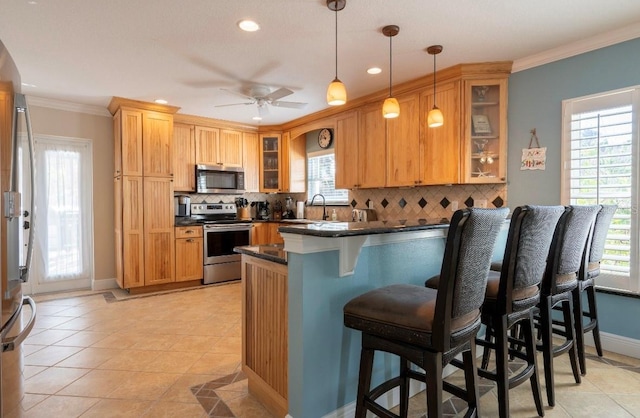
<box><xmin>109</xmin><ymin>97</ymin><xmax>180</xmax><ymax>289</ymax></box>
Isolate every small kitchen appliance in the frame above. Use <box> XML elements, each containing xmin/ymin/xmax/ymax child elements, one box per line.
<box><xmin>174</xmin><ymin>195</ymin><xmax>191</xmax><ymax>217</ymax></box>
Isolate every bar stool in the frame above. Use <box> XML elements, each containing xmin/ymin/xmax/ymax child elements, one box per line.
<box><xmin>572</xmin><ymin>204</ymin><xmax>616</xmax><ymax>374</ymax></box>
<box><xmin>535</xmin><ymin>204</ymin><xmax>600</xmax><ymax>407</ymax></box>
<box><xmin>474</xmin><ymin>205</ymin><xmax>564</xmax><ymax>418</ymax></box>
<box><xmin>343</xmin><ymin>208</ymin><xmax>508</xmax><ymax>417</ymax></box>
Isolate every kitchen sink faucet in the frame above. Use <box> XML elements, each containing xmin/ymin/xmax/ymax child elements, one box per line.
<box><xmin>310</xmin><ymin>194</ymin><xmax>328</xmax><ymax>220</ymax></box>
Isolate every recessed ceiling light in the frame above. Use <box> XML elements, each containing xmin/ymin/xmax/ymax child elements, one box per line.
<box><xmin>252</xmin><ymin>116</ymin><xmax>262</xmax><ymax>121</ymax></box>
<box><xmin>21</xmin><ymin>82</ymin><xmax>37</xmax><ymax>88</ymax></box>
<box><xmin>367</xmin><ymin>67</ymin><xmax>382</xmax><ymax>75</ymax></box>
<box><xmin>154</xmin><ymin>99</ymin><xmax>168</xmax><ymax>104</ymax></box>
<box><xmin>238</xmin><ymin>20</ymin><xmax>260</xmax><ymax>32</ymax></box>
<box><xmin>27</xmin><ymin>1</ymin><xmax>38</xmax><ymax>4</ymax></box>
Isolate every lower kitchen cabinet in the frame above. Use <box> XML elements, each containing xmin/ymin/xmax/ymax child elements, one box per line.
<box><xmin>175</xmin><ymin>226</ymin><xmax>203</xmax><ymax>282</ymax></box>
<box><xmin>251</xmin><ymin>222</ymin><xmax>285</xmax><ymax>245</ymax></box>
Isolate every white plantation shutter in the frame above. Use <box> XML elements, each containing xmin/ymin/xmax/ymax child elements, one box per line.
<box><xmin>307</xmin><ymin>150</ymin><xmax>349</xmax><ymax>204</ymax></box>
<box><xmin>562</xmin><ymin>87</ymin><xmax>640</xmax><ymax>293</ymax></box>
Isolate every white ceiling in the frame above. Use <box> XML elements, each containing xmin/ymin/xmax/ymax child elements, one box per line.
<box><xmin>1</xmin><ymin>0</ymin><xmax>640</xmax><ymax>125</ymax></box>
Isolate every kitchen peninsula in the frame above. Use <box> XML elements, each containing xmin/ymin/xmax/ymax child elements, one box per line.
<box><xmin>237</xmin><ymin>220</ymin><xmax>508</xmax><ymax>418</ymax></box>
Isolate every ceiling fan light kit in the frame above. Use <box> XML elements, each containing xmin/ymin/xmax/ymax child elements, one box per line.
<box><xmin>427</xmin><ymin>44</ymin><xmax>444</xmax><ymax>128</ymax></box>
<box><xmin>382</xmin><ymin>24</ymin><xmax>400</xmax><ymax>119</ymax></box>
<box><xmin>326</xmin><ymin>0</ymin><xmax>347</xmax><ymax>106</ymax></box>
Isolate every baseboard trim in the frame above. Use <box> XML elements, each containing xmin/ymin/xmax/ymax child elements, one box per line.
<box><xmin>92</xmin><ymin>278</ymin><xmax>118</xmax><ymax>291</ymax></box>
<box><xmin>584</xmin><ymin>331</ymin><xmax>640</xmax><ymax>359</ymax></box>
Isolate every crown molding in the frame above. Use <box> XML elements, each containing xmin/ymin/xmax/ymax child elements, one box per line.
<box><xmin>26</xmin><ymin>95</ymin><xmax>111</xmax><ymax>117</ymax></box>
<box><xmin>512</xmin><ymin>22</ymin><xmax>640</xmax><ymax>73</ymax></box>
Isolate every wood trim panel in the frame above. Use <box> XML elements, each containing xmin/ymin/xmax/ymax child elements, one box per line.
<box><xmin>241</xmin><ymin>255</ymin><xmax>288</xmax><ymax>417</ymax></box>
<box><xmin>108</xmin><ymin>96</ymin><xmax>180</xmax><ymax>115</ymax></box>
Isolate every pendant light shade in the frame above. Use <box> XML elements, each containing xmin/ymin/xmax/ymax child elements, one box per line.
<box><xmin>427</xmin><ymin>45</ymin><xmax>444</xmax><ymax>128</ymax></box>
<box><xmin>382</xmin><ymin>25</ymin><xmax>400</xmax><ymax>119</ymax></box>
<box><xmin>327</xmin><ymin>78</ymin><xmax>347</xmax><ymax>106</ymax></box>
<box><xmin>326</xmin><ymin>0</ymin><xmax>347</xmax><ymax>106</ymax></box>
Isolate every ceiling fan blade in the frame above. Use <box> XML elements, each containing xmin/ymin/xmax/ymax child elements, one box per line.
<box><xmin>214</xmin><ymin>102</ymin><xmax>255</xmax><ymax>108</ymax></box>
<box><xmin>271</xmin><ymin>100</ymin><xmax>308</xmax><ymax>109</ymax></box>
<box><xmin>220</xmin><ymin>88</ymin><xmax>254</xmax><ymax>101</ymax></box>
<box><xmin>265</xmin><ymin>87</ymin><xmax>293</xmax><ymax>101</ymax></box>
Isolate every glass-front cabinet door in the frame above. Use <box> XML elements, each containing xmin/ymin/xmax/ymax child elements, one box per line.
<box><xmin>463</xmin><ymin>79</ymin><xmax>508</xmax><ymax>183</ymax></box>
<box><xmin>259</xmin><ymin>134</ymin><xmax>281</xmax><ymax>192</ymax></box>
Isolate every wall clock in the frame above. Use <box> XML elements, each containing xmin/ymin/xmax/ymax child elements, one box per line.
<box><xmin>318</xmin><ymin>128</ymin><xmax>333</xmax><ymax>149</ymax></box>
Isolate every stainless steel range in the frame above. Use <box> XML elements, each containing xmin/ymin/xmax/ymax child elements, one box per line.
<box><xmin>190</xmin><ymin>203</ymin><xmax>252</xmax><ymax>284</ymax></box>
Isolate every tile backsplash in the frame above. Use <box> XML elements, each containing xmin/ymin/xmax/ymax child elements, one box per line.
<box><xmin>187</xmin><ymin>183</ymin><xmax>507</xmax><ymax>222</ymax></box>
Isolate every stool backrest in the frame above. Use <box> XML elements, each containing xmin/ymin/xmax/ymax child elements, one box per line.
<box><xmin>584</xmin><ymin>204</ymin><xmax>617</xmax><ymax>279</ymax></box>
<box><xmin>435</xmin><ymin>207</ymin><xmax>508</xmax><ymax>347</ymax></box>
<box><xmin>498</xmin><ymin>205</ymin><xmax>565</xmax><ymax>314</ymax></box>
<box><xmin>542</xmin><ymin>205</ymin><xmax>600</xmax><ymax>295</ymax></box>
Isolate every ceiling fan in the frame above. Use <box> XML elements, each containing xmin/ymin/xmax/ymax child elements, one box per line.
<box><xmin>215</xmin><ymin>85</ymin><xmax>307</xmax><ymax>117</ymax></box>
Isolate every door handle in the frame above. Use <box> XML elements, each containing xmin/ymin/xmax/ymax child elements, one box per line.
<box><xmin>2</xmin><ymin>296</ymin><xmax>37</xmax><ymax>353</ymax></box>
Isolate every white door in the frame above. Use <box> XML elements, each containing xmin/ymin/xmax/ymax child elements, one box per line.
<box><xmin>23</xmin><ymin>135</ymin><xmax>94</xmax><ymax>294</ymax></box>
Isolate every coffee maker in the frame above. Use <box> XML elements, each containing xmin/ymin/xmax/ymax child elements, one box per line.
<box><xmin>174</xmin><ymin>195</ymin><xmax>191</xmax><ymax>217</ymax></box>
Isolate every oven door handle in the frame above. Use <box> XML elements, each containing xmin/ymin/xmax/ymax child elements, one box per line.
<box><xmin>204</xmin><ymin>225</ymin><xmax>253</xmax><ymax>232</ymax></box>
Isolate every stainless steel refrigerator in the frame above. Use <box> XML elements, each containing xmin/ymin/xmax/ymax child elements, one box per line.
<box><xmin>0</xmin><ymin>39</ymin><xmax>37</xmax><ymax>417</ymax></box>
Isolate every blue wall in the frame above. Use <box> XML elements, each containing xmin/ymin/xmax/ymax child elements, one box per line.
<box><xmin>507</xmin><ymin>37</ymin><xmax>640</xmax><ymax>339</ymax></box>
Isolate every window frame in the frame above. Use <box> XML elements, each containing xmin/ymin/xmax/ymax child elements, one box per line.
<box><xmin>306</xmin><ymin>149</ymin><xmax>349</xmax><ymax>205</ymax></box>
<box><xmin>561</xmin><ymin>85</ymin><xmax>640</xmax><ymax>294</ymax></box>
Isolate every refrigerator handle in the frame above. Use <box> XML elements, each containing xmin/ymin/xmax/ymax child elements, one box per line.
<box><xmin>16</xmin><ymin>94</ymin><xmax>35</xmax><ymax>283</ymax></box>
<box><xmin>1</xmin><ymin>296</ymin><xmax>37</xmax><ymax>353</ymax></box>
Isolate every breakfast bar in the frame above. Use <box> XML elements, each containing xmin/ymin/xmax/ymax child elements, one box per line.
<box><xmin>237</xmin><ymin>220</ymin><xmax>508</xmax><ymax>418</ymax></box>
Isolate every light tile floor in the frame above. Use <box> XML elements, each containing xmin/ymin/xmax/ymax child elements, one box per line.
<box><xmin>12</xmin><ymin>282</ymin><xmax>640</xmax><ymax>417</ymax></box>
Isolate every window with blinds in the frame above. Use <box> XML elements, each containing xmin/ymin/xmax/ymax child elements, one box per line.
<box><xmin>562</xmin><ymin>87</ymin><xmax>640</xmax><ymax>293</ymax></box>
<box><xmin>307</xmin><ymin>150</ymin><xmax>349</xmax><ymax>204</ymax></box>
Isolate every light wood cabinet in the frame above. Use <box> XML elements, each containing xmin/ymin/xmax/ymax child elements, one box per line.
<box><xmin>251</xmin><ymin>222</ymin><xmax>285</xmax><ymax>245</ymax></box>
<box><xmin>114</xmin><ymin>109</ymin><xmax>143</xmax><ymax>177</ymax></box>
<box><xmin>110</xmin><ymin>98</ymin><xmax>179</xmax><ymax>290</ymax></box>
<box><xmin>195</xmin><ymin>126</ymin><xmax>244</xmax><ymax>167</ymax></box>
<box><xmin>334</xmin><ymin>111</ymin><xmax>359</xmax><ymax>189</ymax></box>
<box><xmin>175</xmin><ymin>226</ymin><xmax>203</xmax><ymax>282</ymax></box>
<box><xmin>142</xmin><ymin>111</ymin><xmax>174</xmax><ymax>178</ymax></box>
<box><xmin>335</xmin><ymin>106</ymin><xmax>386</xmax><ymax>189</ymax></box>
<box><xmin>220</xmin><ymin>129</ymin><xmax>243</xmax><ymax>167</ymax></box>
<box><xmin>260</xmin><ymin>134</ymin><xmax>282</xmax><ymax>192</ymax></box>
<box><xmin>420</xmin><ymin>81</ymin><xmax>461</xmax><ymax>185</ymax></box>
<box><xmin>173</xmin><ymin>123</ymin><xmax>196</xmax><ymax>192</ymax></box>
<box><xmin>283</xmin><ymin>132</ymin><xmax>306</xmax><ymax>193</ymax></box>
<box><xmin>115</xmin><ymin>175</ymin><xmax>145</xmax><ymax>288</ymax></box>
<box><xmin>358</xmin><ymin>104</ymin><xmax>388</xmax><ymax>188</ymax></box>
<box><xmin>143</xmin><ymin>176</ymin><xmax>175</xmax><ymax>286</ymax></box>
<box><xmin>243</xmin><ymin>132</ymin><xmax>260</xmax><ymax>192</ymax></box>
<box><xmin>386</xmin><ymin>93</ymin><xmax>421</xmax><ymax>187</ymax></box>
<box><xmin>462</xmin><ymin>78</ymin><xmax>508</xmax><ymax>183</ymax></box>
<box><xmin>195</xmin><ymin>126</ymin><xmax>220</xmax><ymax>165</ymax></box>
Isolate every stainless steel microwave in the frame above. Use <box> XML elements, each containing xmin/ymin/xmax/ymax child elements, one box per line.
<box><xmin>196</xmin><ymin>164</ymin><xmax>245</xmax><ymax>194</ymax></box>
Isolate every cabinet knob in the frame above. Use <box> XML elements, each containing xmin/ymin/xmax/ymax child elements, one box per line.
<box><xmin>185</xmin><ymin>230</ymin><xmax>194</xmax><ymax>234</ymax></box>
<box><xmin>186</xmin><ymin>239</ymin><xmax>194</xmax><ymax>243</ymax></box>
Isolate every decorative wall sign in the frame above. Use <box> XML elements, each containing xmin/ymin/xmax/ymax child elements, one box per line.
<box><xmin>521</xmin><ymin>128</ymin><xmax>546</xmax><ymax>170</ymax></box>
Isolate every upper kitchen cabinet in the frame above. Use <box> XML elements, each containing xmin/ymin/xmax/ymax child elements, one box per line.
<box><xmin>283</xmin><ymin>132</ymin><xmax>306</xmax><ymax>193</ymax></box>
<box><xmin>386</xmin><ymin>93</ymin><xmax>421</xmax><ymax>187</ymax></box>
<box><xmin>334</xmin><ymin>112</ymin><xmax>359</xmax><ymax>190</ymax></box>
<box><xmin>195</xmin><ymin>126</ymin><xmax>220</xmax><ymax>165</ymax></box>
<box><xmin>419</xmin><ymin>81</ymin><xmax>461</xmax><ymax>185</ymax></box>
<box><xmin>260</xmin><ymin>134</ymin><xmax>281</xmax><ymax>192</ymax></box>
<box><xmin>243</xmin><ymin>132</ymin><xmax>260</xmax><ymax>193</ymax></box>
<box><xmin>173</xmin><ymin>123</ymin><xmax>196</xmax><ymax>192</ymax></box>
<box><xmin>462</xmin><ymin>78</ymin><xmax>508</xmax><ymax>183</ymax></box>
<box><xmin>220</xmin><ymin>129</ymin><xmax>243</xmax><ymax>167</ymax></box>
<box><xmin>195</xmin><ymin>126</ymin><xmax>244</xmax><ymax>167</ymax></box>
<box><xmin>357</xmin><ymin>103</ymin><xmax>387</xmax><ymax>188</ymax></box>
<box><xmin>109</xmin><ymin>97</ymin><xmax>180</xmax><ymax>179</ymax></box>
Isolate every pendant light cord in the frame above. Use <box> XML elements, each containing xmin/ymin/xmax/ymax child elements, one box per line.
<box><xmin>432</xmin><ymin>53</ymin><xmax>437</xmax><ymax>106</ymax></box>
<box><xmin>335</xmin><ymin>5</ymin><xmax>338</xmax><ymax>79</ymax></box>
<box><xmin>389</xmin><ymin>35</ymin><xmax>393</xmax><ymax>97</ymax></box>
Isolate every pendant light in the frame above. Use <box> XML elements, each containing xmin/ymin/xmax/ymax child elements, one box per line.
<box><xmin>326</xmin><ymin>0</ymin><xmax>347</xmax><ymax>106</ymax></box>
<box><xmin>382</xmin><ymin>25</ymin><xmax>400</xmax><ymax>119</ymax></box>
<box><xmin>427</xmin><ymin>45</ymin><xmax>444</xmax><ymax>128</ymax></box>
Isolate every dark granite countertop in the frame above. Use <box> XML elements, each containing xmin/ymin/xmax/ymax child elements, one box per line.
<box><xmin>234</xmin><ymin>244</ymin><xmax>288</xmax><ymax>265</ymax></box>
<box><xmin>277</xmin><ymin>218</ymin><xmax>450</xmax><ymax>238</ymax></box>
